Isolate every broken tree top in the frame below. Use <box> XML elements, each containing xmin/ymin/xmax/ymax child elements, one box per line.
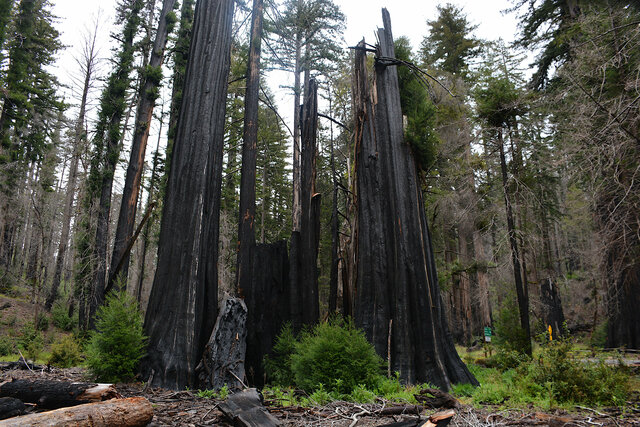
<box><xmin>351</xmin><ymin>8</ymin><xmax>477</xmax><ymax>389</ymax></box>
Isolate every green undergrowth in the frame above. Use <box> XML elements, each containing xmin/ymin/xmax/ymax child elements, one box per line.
<box><xmin>456</xmin><ymin>340</ymin><xmax>633</xmax><ymax>410</ymax></box>
<box><xmin>263</xmin><ymin>376</ymin><xmax>433</xmax><ymax>407</ymax></box>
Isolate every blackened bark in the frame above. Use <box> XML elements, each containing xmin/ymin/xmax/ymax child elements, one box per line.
<box><xmin>244</xmin><ymin>241</ymin><xmax>290</xmax><ymax>386</ymax></box>
<box><xmin>498</xmin><ymin>131</ymin><xmax>532</xmax><ymax>355</ymax></box>
<box><xmin>236</xmin><ymin>0</ymin><xmax>263</xmax><ymax>297</ymax></box>
<box><xmin>292</xmin><ymin>79</ymin><xmax>320</xmax><ymax>329</ymax></box>
<box><xmin>352</xmin><ymin>11</ymin><xmax>477</xmax><ymax>389</ymax></box>
<box><xmin>142</xmin><ymin>0</ymin><xmax>235</xmax><ymax>390</ymax></box>
<box><xmin>198</xmin><ymin>297</ymin><xmax>248</xmax><ymax>392</ymax></box>
<box><xmin>109</xmin><ymin>0</ymin><xmax>178</xmax><ymax>290</ymax></box>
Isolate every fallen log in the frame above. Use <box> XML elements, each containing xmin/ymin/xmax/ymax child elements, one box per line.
<box><xmin>0</xmin><ymin>397</ymin><xmax>152</xmax><ymax>427</ymax></box>
<box><xmin>0</xmin><ymin>398</ymin><xmax>25</xmax><ymax>420</ymax></box>
<box><xmin>414</xmin><ymin>388</ymin><xmax>459</xmax><ymax>409</ymax></box>
<box><xmin>378</xmin><ymin>409</ymin><xmax>456</xmax><ymax>427</ymax></box>
<box><xmin>219</xmin><ymin>388</ymin><xmax>281</xmax><ymax>426</ymax></box>
<box><xmin>0</xmin><ymin>360</ymin><xmax>46</xmax><ymax>372</ymax></box>
<box><xmin>424</xmin><ymin>409</ymin><xmax>456</xmax><ymax>427</ymax></box>
<box><xmin>0</xmin><ymin>379</ymin><xmax>120</xmax><ymax>409</ymax></box>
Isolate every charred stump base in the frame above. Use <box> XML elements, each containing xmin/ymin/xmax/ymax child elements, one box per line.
<box><xmin>197</xmin><ymin>297</ymin><xmax>248</xmax><ymax>392</ymax></box>
<box><xmin>219</xmin><ymin>388</ymin><xmax>281</xmax><ymax>426</ymax></box>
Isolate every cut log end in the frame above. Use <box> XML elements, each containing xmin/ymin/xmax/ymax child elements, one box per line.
<box><xmin>0</xmin><ymin>397</ymin><xmax>153</xmax><ymax>427</ymax></box>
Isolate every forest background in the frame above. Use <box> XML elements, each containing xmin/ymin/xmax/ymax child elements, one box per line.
<box><xmin>0</xmin><ymin>0</ymin><xmax>638</xmax><ymax>395</ymax></box>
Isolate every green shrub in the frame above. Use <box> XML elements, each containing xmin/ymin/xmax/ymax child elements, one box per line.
<box><xmin>291</xmin><ymin>318</ymin><xmax>383</xmax><ymax>394</ymax></box>
<box><xmin>85</xmin><ymin>291</ymin><xmax>147</xmax><ymax>382</ymax></box>
<box><xmin>518</xmin><ymin>340</ymin><xmax>630</xmax><ymax>406</ymax></box>
<box><xmin>36</xmin><ymin>313</ymin><xmax>49</xmax><ymax>331</ymax></box>
<box><xmin>17</xmin><ymin>322</ymin><xmax>44</xmax><ymax>361</ymax></box>
<box><xmin>490</xmin><ymin>348</ymin><xmax>531</xmax><ymax>371</ymax></box>
<box><xmin>494</xmin><ymin>298</ymin><xmax>530</xmax><ymax>354</ymax></box>
<box><xmin>590</xmin><ymin>321</ymin><xmax>608</xmax><ymax>348</ymax></box>
<box><xmin>264</xmin><ymin>323</ymin><xmax>297</xmax><ymax>386</ymax></box>
<box><xmin>51</xmin><ymin>302</ymin><xmax>76</xmax><ymax>331</ymax></box>
<box><xmin>0</xmin><ymin>335</ymin><xmax>14</xmax><ymax>356</ymax></box>
<box><xmin>48</xmin><ymin>335</ymin><xmax>83</xmax><ymax>368</ymax></box>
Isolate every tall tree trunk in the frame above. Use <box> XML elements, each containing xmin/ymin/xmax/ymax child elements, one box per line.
<box><xmin>136</xmin><ymin>110</ymin><xmax>165</xmax><ymax>305</ymax></box>
<box><xmin>108</xmin><ymin>0</ymin><xmax>178</xmax><ymax>292</ymax></box>
<box><xmin>352</xmin><ymin>11</ymin><xmax>477</xmax><ymax>389</ymax></box>
<box><xmin>45</xmin><ymin>31</ymin><xmax>97</xmax><ymax>311</ymax></box>
<box><xmin>297</xmin><ymin>78</ymin><xmax>320</xmax><ymax>327</ymax></box>
<box><xmin>142</xmin><ymin>0</ymin><xmax>235</xmax><ymax>390</ymax></box>
<box><xmin>236</xmin><ymin>0</ymin><xmax>263</xmax><ymax>296</ymax></box>
<box><xmin>328</xmin><ymin>95</ymin><xmax>339</xmax><ymax>315</ymax></box>
<box><xmin>86</xmin><ymin>0</ymin><xmax>145</xmax><ymax>328</ymax></box>
<box><xmin>498</xmin><ymin>130</ymin><xmax>531</xmax><ymax>355</ymax></box>
<box><xmin>165</xmin><ymin>0</ymin><xmax>195</xmax><ymax>175</ymax></box>
<box><xmin>291</xmin><ymin>35</ymin><xmax>302</xmax><ymax>232</ymax></box>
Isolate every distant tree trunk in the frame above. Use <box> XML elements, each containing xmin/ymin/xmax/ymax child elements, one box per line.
<box><xmin>328</xmin><ymin>96</ymin><xmax>339</xmax><ymax>315</ymax></box>
<box><xmin>236</xmin><ymin>0</ymin><xmax>263</xmax><ymax>297</ymax></box>
<box><xmin>136</xmin><ymin>111</ymin><xmax>165</xmax><ymax>305</ymax></box>
<box><xmin>291</xmin><ymin>35</ymin><xmax>302</xmax><ymax>232</ymax></box>
<box><xmin>45</xmin><ymin>30</ymin><xmax>98</xmax><ymax>311</ymax></box>
<box><xmin>142</xmin><ymin>0</ymin><xmax>235</xmax><ymax>390</ymax></box>
<box><xmin>165</xmin><ymin>0</ymin><xmax>195</xmax><ymax>175</ymax></box>
<box><xmin>352</xmin><ymin>10</ymin><xmax>477</xmax><ymax>389</ymax></box>
<box><xmin>108</xmin><ymin>0</ymin><xmax>178</xmax><ymax>292</ymax></box>
<box><xmin>87</xmin><ymin>0</ymin><xmax>145</xmax><ymax>328</ymax></box>
<box><xmin>498</xmin><ymin>130</ymin><xmax>531</xmax><ymax>355</ymax></box>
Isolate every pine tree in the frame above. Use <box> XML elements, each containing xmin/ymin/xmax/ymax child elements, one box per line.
<box><xmin>0</xmin><ymin>0</ymin><xmax>62</xmax><ymax>271</ymax></box>
<box><xmin>268</xmin><ymin>0</ymin><xmax>344</xmax><ymax>231</ymax></box>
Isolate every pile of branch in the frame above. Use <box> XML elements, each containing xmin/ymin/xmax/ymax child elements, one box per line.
<box><xmin>0</xmin><ymin>379</ymin><xmax>153</xmax><ymax>426</ymax></box>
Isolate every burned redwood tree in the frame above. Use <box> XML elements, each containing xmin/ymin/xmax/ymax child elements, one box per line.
<box><xmin>142</xmin><ymin>0</ymin><xmax>235</xmax><ymax>390</ymax></box>
<box><xmin>351</xmin><ymin>10</ymin><xmax>477</xmax><ymax>390</ymax></box>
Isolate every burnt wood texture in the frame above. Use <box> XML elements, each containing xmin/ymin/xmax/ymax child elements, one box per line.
<box><xmin>351</xmin><ymin>9</ymin><xmax>477</xmax><ymax>389</ymax></box>
<box><xmin>142</xmin><ymin>0</ymin><xmax>235</xmax><ymax>390</ymax></box>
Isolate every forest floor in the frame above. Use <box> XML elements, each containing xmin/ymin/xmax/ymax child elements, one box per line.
<box><xmin>1</xmin><ymin>365</ymin><xmax>639</xmax><ymax>426</ymax></box>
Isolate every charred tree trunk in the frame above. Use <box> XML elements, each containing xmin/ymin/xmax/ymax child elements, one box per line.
<box><xmin>328</xmin><ymin>101</ymin><xmax>339</xmax><ymax>315</ymax></box>
<box><xmin>108</xmin><ymin>0</ymin><xmax>178</xmax><ymax>291</ymax></box>
<box><xmin>236</xmin><ymin>0</ymin><xmax>263</xmax><ymax>297</ymax></box>
<box><xmin>289</xmin><ymin>79</ymin><xmax>320</xmax><ymax>331</ymax></box>
<box><xmin>498</xmin><ymin>130</ymin><xmax>532</xmax><ymax>355</ymax></box>
<box><xmin>244</xmin><ymin>241</ymin><xmax>290</xmax><ymax>386</ymax></box>
<box><xmin>352</xmin><ymin>11</ymin><xmax>477</xmax><ymax>389</ymax></box>
<box><xmin>142</xmin><ymin>0</ymin><xmax>235</xmax><ymax>390</ymax></box>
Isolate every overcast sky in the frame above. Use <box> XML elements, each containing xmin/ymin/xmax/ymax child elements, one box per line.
<box><xmin>48</xmin><ymin>0</ymin><xmax>523</xmax><ymax>188</ymax></box>
<box><xmin>50</xmin><ymin>0</ymin><xmax>521</xmax><ymax>96</ymax></box>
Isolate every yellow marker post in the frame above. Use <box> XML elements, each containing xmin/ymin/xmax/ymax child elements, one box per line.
<box><xmin>548</xmin><ymin>325</ymin><xmax>553</xmax><ymax>341</ymax></box>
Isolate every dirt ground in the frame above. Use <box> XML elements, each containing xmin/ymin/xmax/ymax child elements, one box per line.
<box><xmin>1</xmin><ymin>365</ymin><xmax>639</xmax><ymax>426</ymax></box>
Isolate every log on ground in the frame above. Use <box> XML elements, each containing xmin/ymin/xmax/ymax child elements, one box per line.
<box><xmin>0</xmin><ymin>379</ymin><xmax>119</xmax><ymax>409</ymax></box>
<box><xmin>0</xmin><ymin>398</ymin><xmax>25</xmax><ymax>420</ymax></box>
<box><xmin>0</xmin><ymin>397</ymin><xmax>153</xmax><ymax>427</ymax></box>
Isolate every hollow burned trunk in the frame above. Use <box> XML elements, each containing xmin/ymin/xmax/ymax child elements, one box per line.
<box><xmin>352</xmin><ymin>10</ymin><xmax>477</xmax><ymax>389</ymax></box>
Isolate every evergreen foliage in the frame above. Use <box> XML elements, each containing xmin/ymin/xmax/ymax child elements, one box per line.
<box><xmin>85</xmin><ymin>290</ymin><xmax>147</xmax><ymax>382</ymax></box>
<box><xmin>48</xmin><ymin>335</ymin><xmax>83</xmax><ymax>368</ymax></box>
<box><xmin>265</xmin><ymin>319</ymin><xmax>383</xmax><ymax>394</ymax></box>
<box><xmin>394</xmin><ymin>37</ymin><xmax>439</xmax><ymax>172</ymax></box>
